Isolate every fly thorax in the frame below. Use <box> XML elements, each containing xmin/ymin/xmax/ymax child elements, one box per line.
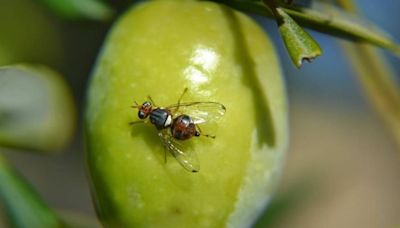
<box><xmin>149</xmin><ymin>108</ymin><xmax>170</xmax><ymax>130</ymax></box>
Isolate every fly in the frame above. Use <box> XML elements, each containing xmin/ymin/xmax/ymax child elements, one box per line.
<box><xmin>130</xmin><ymin>88</ymin><xmax>226</xmax><ymax>172</ymax></box>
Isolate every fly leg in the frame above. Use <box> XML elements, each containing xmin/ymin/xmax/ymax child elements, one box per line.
<box><xmin>129</xmin><ymin>120</ymin><xmax>146</xmax><ymax>125</ymax></box>
<box><xmin>175</xmin><ymin>88</ymin><xmax>188</xmax><ymax>113</ymax></box>
<box><xmin>147</xmin><ymin>95</ymin><xmax>158</xmax><ymax>107</ymax></box>
<box><xmin>158</xmin><ymin>131</ymin><xmax>169</xmax><ymax>163</ymax></box>
<box><xmin>164</xmin><ymin>146</ymin><xmax>168</xmax><ymax>163</ymax></box>
<box><xmin>196</xmin><ymin>125</ymin><xmax>215</xmax><ymax>139</ymax></box>
<box><xmin>160</xmin><ymin>145</ymin><xmax>168</xmax><ymax>163</ymax></box>
<box><xmin>130</xmin><ymin>101</ymin><xmax>140</xmax><ymax>109</ymax></box>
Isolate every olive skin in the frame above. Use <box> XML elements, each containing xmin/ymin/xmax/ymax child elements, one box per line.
<box><xmin>85</xmin><ymin>0</ymin><xmax>288</xmax><ymax>227</ymax></box>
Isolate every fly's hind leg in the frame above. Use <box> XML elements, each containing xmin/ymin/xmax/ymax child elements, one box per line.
<box><xmin>159</xmin><ymin>131</ymin><xmax>169</xmax><ymax>163</ymax></box>
<box><xmin>163</xmin><ymin>146</ymin><xmax>168</xmax><ymax>163</ymax></box>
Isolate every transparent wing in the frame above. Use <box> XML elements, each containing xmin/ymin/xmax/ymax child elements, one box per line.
<box><xmin>158</xmin><ymin>130</ymin><xmax>200</xmax><ymax>172</ymax></box>
<box><xmin>167</xmin><ymin>102</ymin><xmax>226</xmax><ymax>124</ymax></box>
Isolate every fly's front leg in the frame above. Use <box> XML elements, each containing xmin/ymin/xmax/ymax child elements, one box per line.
<box><xmin>131</xmin><ymin>101</ymin><xmax>140</xmax><ymax>109</ymax></box>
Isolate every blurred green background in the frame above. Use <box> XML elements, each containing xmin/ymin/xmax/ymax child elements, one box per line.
<box><xmin>0</xmin><ymin>0</ymin><xmax>399</xmax><ymax>227</ymax></box>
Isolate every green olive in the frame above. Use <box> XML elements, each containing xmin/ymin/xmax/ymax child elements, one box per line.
<box><xmin>86</xmin><ymin>0</ymin><xmax>288</xmax><ymax>227</ymax></box>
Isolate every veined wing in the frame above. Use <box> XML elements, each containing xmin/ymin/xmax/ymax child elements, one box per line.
<box><xmin>167</xmin><ymin>102</ymin><xmax>226</xmax><ymax>124</ymax></box>
<box><xmin>158</xmin><ymin>130</ymin><xmax>200</xmax><ymax>172</ymax></box>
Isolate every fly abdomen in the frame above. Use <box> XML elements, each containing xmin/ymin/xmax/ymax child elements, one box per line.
<box><xmin>171</xmin><ymin>115</ymin><xmax>197</xmax><ymax>140</ymax></box>
<box><xmin>149</xmin><ymin>108</ymin><xmax>172</xmax><ymax>130</ymax></box>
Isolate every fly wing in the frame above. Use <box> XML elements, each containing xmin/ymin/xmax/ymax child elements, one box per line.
<box><xmin>167</xmin><ymin>102</ymin><xmax>226</xmax><ymax>124</ymax></box>
<box><xmin>158</xmin><ymin>130</ymin><xmax>200</xmax><ymax>172</ymax></box>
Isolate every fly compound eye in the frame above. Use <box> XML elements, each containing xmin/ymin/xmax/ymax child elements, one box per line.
<box><xmin>138</xmin><ymin>111</ymin><xmax>146</xmax><ymax>119</ymax></box>
<box><xmin>143</xmin><ymin>101</ymin><xmax>151</xmax><ymax>107</ymax></box>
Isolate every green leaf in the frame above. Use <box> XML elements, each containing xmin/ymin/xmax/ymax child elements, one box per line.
<box><xmin>0</xmin><ymin>0</ymin><xmax>63</xmax><ymax>67</ymax></box>
<box><xmin>336</xmin><ymin>0</ymin><xmax>400</xmax><ymax>149</ymax></box>
<box><xmin>212</xmin><ymin>0</ymin><xmax>400</xmax><ymax>56</ymax></box>
<box><xmin>36</xmin><ymin>0</ymin><xmax>114</xmax><ymax>21</ymax></box>
<box><xmin>286</xmin><ymin>2</ymin><xmax>400</xmax><ymax>55</ymax></box>
<box><xmin>341</xmin><ymin>43</ymin><xmax>400</xmax><ymax>149</ymax></box>
<box><xmin>275</xmin><ymin>7</ymin><xmax>322</xmax><ymax>67</ymax></box>
<box><xmin>0</xmin><ymin>155</ymin><xmax>61</xmax><ymax>227</ymax></box>
<box><xmin>0</xmin><ymin>65</ymin><xmax>76</xmax><ymax>152</ymax></box>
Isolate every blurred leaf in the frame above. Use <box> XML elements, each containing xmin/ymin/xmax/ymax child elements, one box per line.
<box><xmin>0</xmin><ymin>155</ymin><xmax>61</xmax><ymax>227</ymax></box>
<box><xmin>337</xmin><ymin>0</ymin><xmax>400</xmax><ymax>149</ymax></box>
<box><xmin>275</xmin><ymin>7</ymin><xmax>322</xmax><ymax>67</ymax></box>
<box><xmin>212</xmin><ymin>0</ymin><xmax>400</xmax><ymax>56</ymax></box>
<box><xmin>58</xmin><ymin>210</ymin><xmax>101</xmax><ymax>228</ymax></box>
<box><xmin>341</xmin><ymin>43</ymin><xmax>400</xmax><ymax>149</ymax></box>
<box><xmin>36</xmin><ymin>0</ymin><xmax>114</xmax><ymax>21</ymax></box>
<box><xmin>0</xmin><ymin>65</ymin><xmax>76</xmax><ymax>152</ymax></box>
<box><xmin>0</xmin><ymin>0</ymin><xmax>63</xmax><ymax>67</ymax></box>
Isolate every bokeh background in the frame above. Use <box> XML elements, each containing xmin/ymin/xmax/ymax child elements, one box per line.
<box><xmin>1</xmin><ymin>0</ymin><xmax>399</xmax><ymax>227</ymax></box>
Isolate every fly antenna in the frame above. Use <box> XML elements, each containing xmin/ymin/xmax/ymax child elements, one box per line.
<box><xmin>131</xmin><ymin>101</ymin><xmax>140</xmax><ymax>109</ymax></box>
